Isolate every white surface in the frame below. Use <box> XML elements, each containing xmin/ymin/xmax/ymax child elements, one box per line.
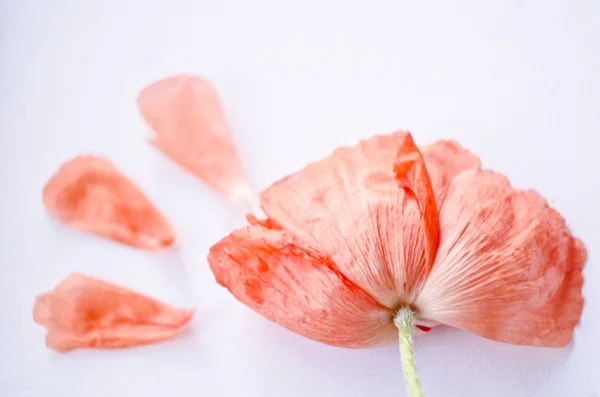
<box><xmin>1</xmin><ymin>1</ymin><xmax>599</xmax><ymax>396</ymax></box>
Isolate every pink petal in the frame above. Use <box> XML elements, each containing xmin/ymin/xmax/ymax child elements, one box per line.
<box><xmin>394</xmin><ymin>133</ymin><xmax>440</xmax><ymax>273</ymax></box>
<box><xmin>421</xmin><ymin>140</ymin><xmax>482</xmax><ymax>205</ymax></box>
<box><xmin>415</xmin><ymin>170</ymin><xmax>586</xmax><ymax>346</ymax></box>
<box><xmin>33</xmin><ymin>274</ymin><xmax>194</xmax><ymax>352</ymax></box>
<box><xmin>255</xmin><ymin>131</ymin><xmax>439</xmax><ymax>308</ymax></box>
<box><xmin>137</xmin><ymin>74</ymin><xmax>252</xmax><ymax>208</ymax></box>
<box><xmin>208</xmin><ymin>226</ymin><xmax>395</xmax><ymax>348</ymax></box>
<box><xmin>42</xmin><ymin>156</ymin><xmax>176</xmax><ymax>250</ymax></box>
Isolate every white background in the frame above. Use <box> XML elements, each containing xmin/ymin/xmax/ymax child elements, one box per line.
<box><xmin>1</xmin><ymin>0</ymin><xmax>599</xmax><ymax>396</ymax></box>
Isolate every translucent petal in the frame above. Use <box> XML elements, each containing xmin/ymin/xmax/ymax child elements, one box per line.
<box><xmin>208</xmin><ymin>226</ymin><xmax>395</xmax><ymax>348</ymax></box>
<box><xmin>33</xmin><ymin>274</ymin><xmax>194</xmax><ymax>352</ymax></box>
<box><xmin>415</xmin><ymin>170</ymin><xmax>586</xmax><ymax>347</ymax></box>
<box><xmin>43</xmin><ymin>156</ymin><xmax>176</xmax><ymax>249</ymax></box>
<box><xmin>256</xmin><ymin>131</ymin><xmax>439</xmax><ymax>307</ymax></box>
<box><xmin>421</xmin><ymin>139</ymin><xmax>481</xmax><ymax>205</ymax></box>
<box><xmin>137</xmin><ymin>74</ymin><xmax>251</xmax><ymax>208</ymax></box>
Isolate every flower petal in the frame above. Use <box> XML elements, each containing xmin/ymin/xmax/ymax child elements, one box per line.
<box><xmin>42</xmin><ymin>156</ymin><xmax>176</xmax><ymax>250</ymax></box>
<box><xmin>137</xmin><ymin>74</ymin><xmax>252</xmax><ymax>208</ymax></box>
<box><xmin>33</xmin><ymin>274</ymin><xmax>194</xmax><ymax>352</ymax></box>
<box><xmin>415</xmin><ymin>170</ymin><xmax>586</xmax><ymax>347</ymax></box>
<box><xmin>420</xmin><ymin>140</ymin><xmax>481</xmax><ymax>205</ymax></box>
<box><xmin>208</xmin><ymin>226</ymin><xmax>395</xmax><ymax>348</ymax></box>
<box><xmin>256</xmin><ymin>132</ymin><xmax>440</xmax><ymax>308</ymax></box>
<box><xmin>394</xmin><ymin>133</ymin><xmax>440</xmax><ymax>274</ymax></box>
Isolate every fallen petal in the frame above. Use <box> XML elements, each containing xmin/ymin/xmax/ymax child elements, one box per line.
<box><xmin>208</xmin><ymin>226</ymin><xmax>396</xmax><ymax>348</ymax></box>
<box><xmin>33</xmin><ymin>273</ymin><xmax>194</xmax><ymax>352</ymax></box>
<box><xmin>42</xmin><ymin>156</ymin><xmax>177</xmax><ymax>250</ymax></box>
<box><xmin>137</xmin><ymin>74</ymin><xmax>251</xmax><ymax>208</ymax></box>
<box><xmin>415</xmin><ymin>169</ymin><xmax>586</xmax><ymax>347</ymax></box>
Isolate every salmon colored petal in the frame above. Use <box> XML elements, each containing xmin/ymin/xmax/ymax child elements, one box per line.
<box><xmin>415</xmin><ymin>170</ymin><xmax>586</xmax><ymax>347</ymax></box>
<box><xmin>208</xmin><ymin>226</ymin><xmax>396</xmax><ymax>348</ymax></box>
<box><xmin>420</xmin><ymin>140</ymin><xmax>481</xmax><ymax>205</ymax></box>
<box><xmin>394</xmin><ymin>133</ymin><xmax>440</xmax><ymax>272</ymax></box>
<box><xmin>33</xmin><ymin>273</ymin><xmax>194</xmax><ymax>352</ymax></box>
<box><xmin>257</xmin><ymin>131</ymin><xmax>439</xmax><ymax>308</ymax></box>
<box><xmin>42</xmin><ymin>156</ymin><xmax>176</xmax><ymax>250</ymax></box>
<box><xmin>409</xmin><ymin>140</ymin><xmax>480</xmax><ymax>332</ymax></box>
<box><xmin>137</xmin><ymin>74</ymin><xmax>251</xmax><ymax>208</ymax></box>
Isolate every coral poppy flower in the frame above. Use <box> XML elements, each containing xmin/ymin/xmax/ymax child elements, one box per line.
<box><xmin>43</xmin><ymin>156</ymin><xmax>176</xmax><ymax>250</ymax></box>
<box><xmin>208</xmin><ymin>131</ymin><xmax>586</xmax><ymax>395</ymax></box>
<box><xmin>33</xmin><ymin>273</ymin><xmax>194</xmax><ymax>352</ymax></box>
<box><xmin>137</xmin><ymin>74</ymin><xmax>252</xmax><ymax>209</ymax></box>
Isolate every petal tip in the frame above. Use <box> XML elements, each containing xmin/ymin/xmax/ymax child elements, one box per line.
<box><xmin>140</xmin><ymin>232</ymin><xmax>178</xmax><ymax>251</ymax></box>
<box><xmin>229</xmin><ymin>183</ymin><xmax>254</xmax><ymax>211</ymax></box>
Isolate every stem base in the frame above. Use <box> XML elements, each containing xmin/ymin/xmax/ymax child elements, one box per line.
<box><xmin>394</xmin><ymin>306</ymin><xmax>424</xmax><ymax>397</ymax></box>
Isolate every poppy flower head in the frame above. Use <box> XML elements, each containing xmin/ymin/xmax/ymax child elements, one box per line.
<box><xmin>208</xmin><ymin>131</ymin><xmax>586</xmax><ymax>348</ymax></box>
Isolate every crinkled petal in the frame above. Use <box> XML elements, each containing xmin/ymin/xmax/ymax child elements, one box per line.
<box><xmin>257</xmin><ymin>131</ymin><xmax>439</xmax><ymax>308</ymax></box>
<box><xmin>415</xmin><ymin>170</ymin><xmax>586</xmax><ymax>347</ymax></box>
<box><xmin>42</xmin><ymin>156</ymin><xmax>176</xmax><ymax>250</ymax></box>
<box><xmin>208</xmin><ymin>226</ymin><xmax>396</xmax><ymax>348</ymax></box>
<box><xmin>420</xmin><ymin>140</ymin><xmax>482</xmax><ymax>205</ymax></box>
<box><xmin>394</xmin><ymin>133</ymin><xmax>440</xmax><ymax>271</ymax></box>
<box><xmin>404</xmin><ymin>139</ymin><xmax>482</xmax><ymax>331</ymax></box>
<box><xmin>33</xmin><ymin>274</ymin><xmax>194</xmax><ymax>352</ymax></box>
<box><xmin>137</xmin><ymin>74</ymin><xmax>252</xmax><ymax>208</ymax></box>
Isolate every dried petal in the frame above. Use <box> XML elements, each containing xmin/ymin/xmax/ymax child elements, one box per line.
<box><xmin>208</xmin><ymin>226</ymin><xmax>395</xmax><ymax>348</ymax></box>
<box><xmin>394</xmin><ymin>133</ymin><xmax>440</xmax><ymax>273</ymax></box>
<box><xmin>421</xmin><ymin>140</ymin><xmax>481</xmax><ymax>205</ymax></box>
<box><xmin>415</xmin><ymin>170</ymin><xmax>586</xmax><ymax>347</ymax></box>
<box><xmin>42</xmin><ymin>156</ymin><xmax>176</xmax><ymax>250</ymax></box>
<box><xmin>210</xmin><ymin>131</ymin><xmax>585</xmax><ymax>350</ymax></box>
<box><xmin>33</xmin><ymin>274</ymin><xmax>194</xmax><ymax>352</ymax></box>
<box><xmin>401</xmin><ymin>139</ymin><xmax>482</xmax><ymax>332</ymax></box>
<box><xmin>137</xmin><ymin>74</ymin><xmax>251</xmax><ymax>207</ymax></box>
<box><xmin>256</xmin><ymin>131</ymin><xmax>439</xmax><ymax>308</ymax></box>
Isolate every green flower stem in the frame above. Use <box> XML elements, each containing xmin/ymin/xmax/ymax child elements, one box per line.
<box><xmin>394</xmin><ymin>306</ymin><xmax>424</xmax><ymax>397</ymax></box>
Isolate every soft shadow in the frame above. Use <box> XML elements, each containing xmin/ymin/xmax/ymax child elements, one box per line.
<box><xmin>146</xmin><ymin>247</ymin><xmax>198</xmax><ymax>305</ymax></box>
<box><xmin>239</xmin><ymin>314</ymin><xmax>576</xmax><ymax>395</ymax></box>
